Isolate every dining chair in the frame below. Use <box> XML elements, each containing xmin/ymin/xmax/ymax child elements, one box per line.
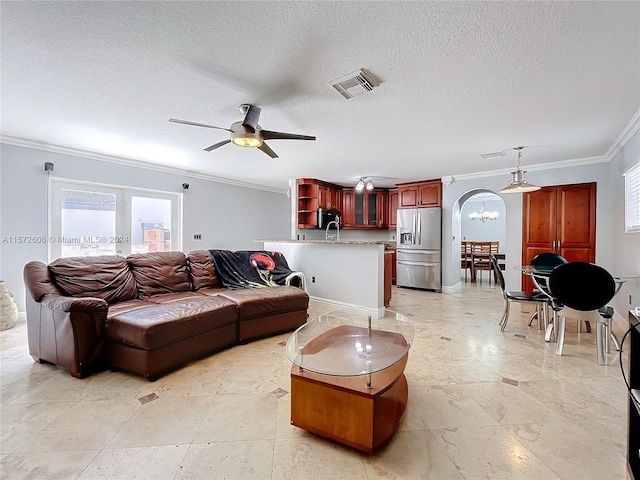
<box><xmin>526</xmin><ymin>252</ymin><xmax>568</xmax><ymax>328</ymax></box>
<box><xmin>461</xmin><ymin>241</ymin><xmax>473</xmax><ymax>281</ymax></box>
<box><xmin>491</xmin><ymin>255</ymin><xmax>549</xmax><ymax>332</ymax></box>
<box><xmin>548</xmin><ymin>262</ymin><xmax>617</xmax><ymax>365</ymax></box>
<box><xmin>472</xmin><ymin>242</ymin><xmax>498</xmax><ymax>283</ymax></box>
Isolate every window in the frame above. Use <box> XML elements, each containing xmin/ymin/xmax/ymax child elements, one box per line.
<box><xmin>49</xmin><ymin>179</ymin><xmax>182</xmax><ymax>260</ymax></box>
<box><xmin>625</xmin><ymin>162</ymin><xmax>640</xmax><ymax>233</ymax></box>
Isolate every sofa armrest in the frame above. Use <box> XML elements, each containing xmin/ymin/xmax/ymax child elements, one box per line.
<box><xmin>41</xmin><ymin>294</ymin><xmax>108</xmax><ymax>313</ymax></box>
<box><xmin>27</xmin><ymin>294</ymin><xmax>108</xmax><ymax>378</ymax></box>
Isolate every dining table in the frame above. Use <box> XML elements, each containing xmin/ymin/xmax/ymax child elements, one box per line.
<box><xmin>519</xmin><ymin>264</ymin><xmax>630</xmax><ymax>347</ymax></box>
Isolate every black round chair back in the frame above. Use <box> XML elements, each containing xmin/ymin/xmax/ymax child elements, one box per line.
<box><xmin>530</xmin><ymin>252</ymin><xmax>568</xmax><ymax>268</ymax></box>
<box><xmin>548</xmin><ymin>262</ymin><xmax>615</xmax><ymax>312</ymax></box>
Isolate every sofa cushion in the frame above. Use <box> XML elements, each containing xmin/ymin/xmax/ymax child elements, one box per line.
<box><xmin>217</xmin><ymin>286</ymin><xmax>309</xmax><ymax>320</ymax></box>
<box><xmin>145</xmin><ymin>292</ymin><xmax>205</xmax><ymax>304</ymax></box>
<box><xmin>127</xmin><ymin>251</ymin><xmax>191</xmax><ymax>299</ymax></box>
<box><xmin>187</xmin><ymin>250</ymin><xmax>220</xmax><ymax>290</ymax></box>
<box><xmin>107</xmin><ymin>299</ymin><xmax>155</xmax><ymax>321</ymax></box>
<box><xmin>49</xmin><ymin>256</ymin><xmax>138</xmax><ymax>304</ymax></box>
<box><xmin>106</xmin><ymin>296</ymin><xmax>238</xmax><ymax>350</ymax></box>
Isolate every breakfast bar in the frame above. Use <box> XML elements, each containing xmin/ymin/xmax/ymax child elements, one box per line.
<box><xmin>259</xmin><ymin>240</ymin><xmax>394</xmax><ymax>312</ymax></box>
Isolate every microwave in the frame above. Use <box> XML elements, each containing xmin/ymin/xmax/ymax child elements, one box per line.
<box><xmin>317</xmin><ymin>208</ymin><xmax>341</xmax><ymax>229</ymax></box>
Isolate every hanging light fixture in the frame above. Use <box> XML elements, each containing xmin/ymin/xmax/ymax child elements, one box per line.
<box><xmin>355</xmin><ymin>177</ymin><xmax>374</xmax><ymax>191</ymax></box>
<box><xmin>469</xmin><ymin>195</ymin><xmax>499</xmax><ymax>222</ymax></box>
<box><xmin>499</xmin><ymin>146</ymin><xmax>541</xmax><ymax>194</ymax></box>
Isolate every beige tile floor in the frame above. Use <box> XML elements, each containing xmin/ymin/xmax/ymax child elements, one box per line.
<box><xmin>0</xmin><ymin>283</ymin><xmax>632</xmax><ymax>479</ymax></box>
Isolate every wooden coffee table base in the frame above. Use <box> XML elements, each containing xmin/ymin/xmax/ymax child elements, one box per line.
<box><xmin>290</xmin><ymin>353</ymin><xmax>409</xmax><ymax>454</ymax></box>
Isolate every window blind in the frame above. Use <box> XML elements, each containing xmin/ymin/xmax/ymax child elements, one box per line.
<box><xmin>625</xmin><ymin>162</ymin><xmax>640</xmax><ymax>233</ymax></box>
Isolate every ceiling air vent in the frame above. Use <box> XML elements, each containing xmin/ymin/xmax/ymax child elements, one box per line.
<box><xmin>481</xmin><ymin>151</ymin><xmax>505</xmax><ymax>160</ymax></box>
<box><xmin>329</xmin><ymin>69</ymin><xmax>378</xmax><ymax>99</ymax></box>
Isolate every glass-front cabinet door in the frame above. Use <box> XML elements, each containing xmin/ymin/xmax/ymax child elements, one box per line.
<box><xmin>354</xmin><ymin>192</ymin><xmax>365</xmax><ymax>225</ymax></box>
<box><xmin>367</xmin><ymin>193</ymin><xmax>378</xmax><ymax>226</ymax></box>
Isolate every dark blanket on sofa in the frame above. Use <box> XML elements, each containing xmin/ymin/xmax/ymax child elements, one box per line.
<box><xmin>209</xmin><ymin>250</ymin><xmax>298</xmax><ymax>290</ymax></box>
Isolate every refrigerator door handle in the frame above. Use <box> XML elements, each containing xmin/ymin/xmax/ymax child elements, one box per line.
<box><xmin>412</xmin><ymin>213</ymin><xmax>417</xmax><ymax>244</ymax></box>
<box><xmin>417</xmin><ymin>212</ymin><xmax>422</xmax><ymax>245</ymax></box>
<box><xmin>398</xmin><ymin>260</ymin><xmax>440</xmax><ymax>267</ymax></box>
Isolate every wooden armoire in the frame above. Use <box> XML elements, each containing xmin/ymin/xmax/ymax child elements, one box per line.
<box><xmin>521</xmin><ymin>182</ymin><xmax>596</xmax><ymax>291</ymax></box>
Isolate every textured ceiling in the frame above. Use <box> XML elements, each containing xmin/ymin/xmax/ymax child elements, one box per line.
<box><xmin>1</xmin><ymin>1</ymin><xmax>639</xmax><ymax>191</ymax></box>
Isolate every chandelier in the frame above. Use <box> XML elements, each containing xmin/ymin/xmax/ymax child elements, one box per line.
<box><xmin>469</xmin><ymin>198</ymin><xmax>499</xmax><ymax>222</ymax></box>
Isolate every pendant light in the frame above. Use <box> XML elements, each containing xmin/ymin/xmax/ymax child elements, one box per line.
<box><xmin>499</xmin><ymin>146</ymin><xmax>541</xmax><ymax>194</ymax></box>
<box><xmin>355</xmin><ymin>177</ymin><xmax>374</xmax><ymax>191</ymax></box>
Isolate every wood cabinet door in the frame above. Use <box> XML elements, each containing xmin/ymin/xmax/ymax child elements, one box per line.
<box><xmin>418</xmin><ymin>183</ymin><xmax>442</xmax><ymax>206</ymax></box>
<box><xmin>388</xmin><ymin>190</ymin><xmax>398</xmax><ymax>228</ymax></box>
<box><xmin>521</xmin><ymin>182</ymin><xmax>596</xmax><ymax>290</ymax></box>
<box><xmin>522</xmin><ymin>186</ymin><xmax>557</xmax><ymax>264</ymax></box>
<box><xmin>556</xmin><ymin>183</ymin><xmax>596</xmax><ymax>262</ymax></box>
<box><xmin>329</xmin><ymin>188</ymin><xmax>341</xmax><ymax>211</ymax></box>
<box><xmin>318</xmin><ymin>186</ymin><xmax>329</xmax><ymax>210</ymax></box>
<box><xmin>398</xmin><ymin>186</ymin><xmax>419</xmax><ymax>208</ymax></box>
<box><xmin>341</xmin><ymin>189</ymin><xmax>355</xmax><ymax>227</ymax></box>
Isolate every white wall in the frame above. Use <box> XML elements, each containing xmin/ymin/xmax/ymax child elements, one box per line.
<box><xmin>608</xmin><ymin>129</ymin><xmax>640</xmax><ymax>318</ymax></box>
<box><xmin>0</xmin><ymin>143</ymin><xmax>291</xmax><ymax>311</ymax></box>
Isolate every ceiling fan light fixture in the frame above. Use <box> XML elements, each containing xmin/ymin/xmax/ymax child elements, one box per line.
<box><xmin>365</xmin><ymin>179</ymin><xmax>374</xmax><ymax>190</ymax></box>
<box><xmin>499</xmin><ymin>146</ymin><xmax>541</xmax><ymax>194</ymax></box>
<box><xmin>355</xmin><ymin>177</ymin><xmax>366</xmax><ymax>191</ymax></box>
<box><xmin>231</xmin><ymin>131</ymin><xmax>263</xmax><ymax>148</ymax></box>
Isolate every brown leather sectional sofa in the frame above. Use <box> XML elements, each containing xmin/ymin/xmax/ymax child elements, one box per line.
<box><xmin>23</xmin><ymin>250</ymin><xmax>309</xmax><ymax>381</ymax></box>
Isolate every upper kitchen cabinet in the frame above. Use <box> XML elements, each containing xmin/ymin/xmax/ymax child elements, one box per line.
<box><xmin>297</xmin><ymin>178</ymin><xmax>343</xmax><ymax>229</ymax></box>
<box><xmin>397</xmin><ymin>180</ymin><xmax>442</xmax><ymax>208</ymax></box>
<box><xmin>342</xmin><ymin>189</ymin><xmax>388</xmax><ymax>229</ymax></box>
<box><xmin>388</xmin><ymin>188</ymin><xmax>398</xmax><ymax>229</ymax></box>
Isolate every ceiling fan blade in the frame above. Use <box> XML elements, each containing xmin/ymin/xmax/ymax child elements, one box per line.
<box><xmin>241</xmin><ymin>105</ymin><xmax>261</xmax><ymax>132</ymax></box>
<box><xmin>258</xmin><ymin>142</ymin><xmax>278</xmax><ymax>158</ymax></box>
<box><xmin>203</xmin><ymin>139</ymin><xmax>231</xmax><ymax>152</ymax></box>
<box><xmin>169</xmin><ymin>118</ymin><xmax>232</xmax><ymax>132</ymax></box>
<box><xmin>260</xmin><ymin>130</ymin><xmax>316</xmax><ymax>141</ymax></box>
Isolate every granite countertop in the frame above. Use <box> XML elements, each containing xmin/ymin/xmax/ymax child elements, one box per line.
<box><xmin>258</xmin><ymin>239</ymin><xmax>397</xmax><ymax>250</ymax></box>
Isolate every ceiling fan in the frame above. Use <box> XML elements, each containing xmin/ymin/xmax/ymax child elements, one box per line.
<box><xmin>169</xmin><ymin>104</ymin><xmax>316</xmax><ymax>158</ymax></box>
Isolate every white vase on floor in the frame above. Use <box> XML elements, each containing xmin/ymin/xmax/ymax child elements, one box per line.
<box><xmin>0</xmin><ymin>280</ymin><xmax>18</xmax><ymax>330</ymax></box>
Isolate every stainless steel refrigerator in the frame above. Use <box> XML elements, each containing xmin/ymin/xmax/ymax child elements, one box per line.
<box><xmin>396</xmin><ymin>206</ymin><xmax>442</xmax><ymax>291</ymax></box>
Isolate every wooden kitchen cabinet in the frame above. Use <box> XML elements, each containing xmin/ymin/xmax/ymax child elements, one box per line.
<box><xmin>343</xmin><ymin>189</ymin><xmax>388</xmax><ymax>229</ymax></box>
<box><xmin>388</xmin><ymin>189</ymin><xmax>398</xmax><ymax>229</ymax></box>
<box><xmin>397</xmin><ymin>180</ymin><xmax>442</xmax><ymax>208</ymax></box>
<box><xmin>384</xmin><ymin>251</ymin><xmax>393</xmax><ymax>307</ymax></box>
<box><xmin>297</xmin><ymin>178</ymin><xmax>343</xmax><ymax>229</ymax></box>
<box><xmin>522</xmin><ymin>182</ymin><xmax>596</xmax><ymax>291</ymax></box>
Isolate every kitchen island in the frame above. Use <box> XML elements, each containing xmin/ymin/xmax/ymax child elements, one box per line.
<box><xmin>258</xmin><ymin>240</ymin><xmax>394</xmax><ymax>312</ymax></box>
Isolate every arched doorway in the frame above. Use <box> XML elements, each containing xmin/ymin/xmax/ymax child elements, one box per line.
<box><xmin>455</xmin><ymin>189</ymin><xmax>507</xmax><ymax>287</ymax></box>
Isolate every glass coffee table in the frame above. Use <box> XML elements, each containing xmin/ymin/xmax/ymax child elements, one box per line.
<box><xmin>285</xmin><ymin>307</ymin><xmax>415</xmax><ymax>453</ymax></box>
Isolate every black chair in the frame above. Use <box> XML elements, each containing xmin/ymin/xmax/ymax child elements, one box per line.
<box><xmin>491</xmin><ymin>255</ymin><xmax>549</xmax><ymax>332</ymax></box>
<box><xmin>527</xmin><ymin>253</ymin><xmax>568</xmax><ymax>328</ymax></box>
<box><xmin>548</xmin><ymin>262</ymin><xmax>617</xmax><ymax>365</ymax></box>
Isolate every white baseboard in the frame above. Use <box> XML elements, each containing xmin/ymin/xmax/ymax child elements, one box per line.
<box><xmin>442</xmin><ymin>283</ymin><xmax>462</xmax><ymax>294</ymax></box>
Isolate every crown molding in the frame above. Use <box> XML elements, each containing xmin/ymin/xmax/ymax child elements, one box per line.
<box><xmin>449</xmin><ymin>154</ymin><xmax>610</xmax><ymax>182</ymax></box>
<box><xmin>606</xmin><ymin>109</ymin><xmax>640</xmax><ymax>160</ymax></box>
<box><xmin>0</xmin><ymin>135</ymin><xmax>288</xmax><ymax>195</ymax></box>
